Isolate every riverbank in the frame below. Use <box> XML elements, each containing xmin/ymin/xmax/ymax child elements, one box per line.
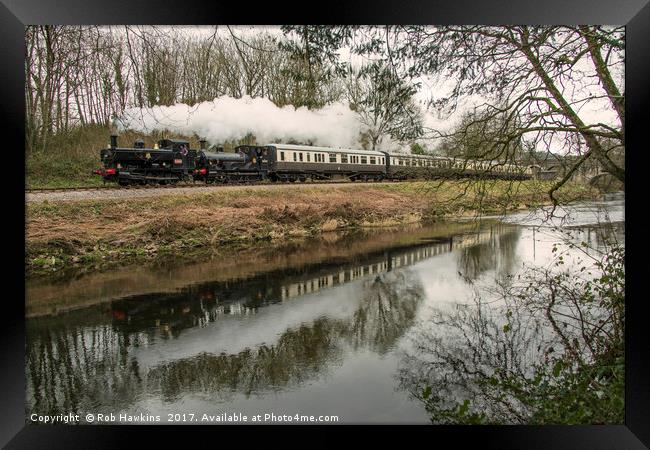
<box><xmin>27</xmin><ymin>221</ymin><xmax>512</xmax><ymax>317</ymax></box>
<box><xmin>26</xmin><ymin>179</ymin><xmax>599</xmax><ymax>276</ymax></box>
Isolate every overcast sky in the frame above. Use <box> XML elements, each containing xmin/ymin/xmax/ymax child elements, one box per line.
<box><xmin>115</xmin><ymin>25</ymin><xmax>623</xmax><ymax>153</ymax></box>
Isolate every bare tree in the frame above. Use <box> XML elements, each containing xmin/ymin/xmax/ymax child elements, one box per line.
<box><xmin>346</xmin><ymin>62</ymin><xmax>423</xmax><ymax>150</ymax></box>
<box><xmin>286</xmin><ymin>26</ymin><xmax>625</xmax><ymax>201</ymax></box>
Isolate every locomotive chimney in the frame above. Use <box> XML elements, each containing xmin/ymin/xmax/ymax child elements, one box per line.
<box><xmin>110</xmin><ymin>135</ymin><xmax>118</xmax><ymax>149</ymax></box>
<box><xmin>199</xmin><ymin>139</ymin><xmax>207</xmax><ymax>150</ymax></box>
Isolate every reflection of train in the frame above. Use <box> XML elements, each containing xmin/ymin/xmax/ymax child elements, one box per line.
<box><xmin>94</xmin><ymin>135</ymin><xmax>535</xmax><ymax>185</ymax></box>
<box><xmin>280</xmin><ymin>225</ymin><xmax>518</xmax><ymax>300</ymax></box>
<box><xmin>109</xmin><ymin>224</ymin><xmax>518</xmax><ymax>336</ymax></box>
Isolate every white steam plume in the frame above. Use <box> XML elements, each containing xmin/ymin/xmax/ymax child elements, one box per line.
<box><xmin>116</xmin><ymin>96</ymin><xmax>366</xmax><ymax>148</ymax></box>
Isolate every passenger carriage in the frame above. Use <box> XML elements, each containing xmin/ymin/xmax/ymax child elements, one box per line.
<box><xmin>264</xmin><ymin>143</ymin><xmax>387</xmax><ymax>182</ymax></box>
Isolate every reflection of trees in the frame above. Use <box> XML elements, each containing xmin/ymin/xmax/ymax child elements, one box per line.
<box><xmin>26</xmin><ymin>317</ymin><xmax>146</xmax><ymax>416</ymax></box>
<box><xmin>396</xmin><ymin>298</ymin><xmax>541</xmax><ymax>424</ymax></box>
<box><xmin>398</xmin><ymin>240</ymin><xmax>624</xmax><ymax>424</ymax></box>
<box><xmin>564</xmin><ymin>222</ymin><xmax>624</xmax><ymax>254</ymax></box>
<box><xmin>457</xmin><ymin>227</ymin><xmax>521</xmax><ymax>281</ymax></box>
<box><xmin>26</xmin><ymin>267</ymin><xmax>424</xmax><ymax>414</ymax></box>
<box><xmin>342</xmin><ymin>271</ymin><xmax>424</xmax><ymax>355</ymax></box>
<box><xmin>146</xmin><ymin>318</ymin><xmax>342</xmax><ymax>402</ymax></box>
<box><xmin>145</xmin><ymin>270</ymin><xmax>425</xmax><ymax>401</ymax></box>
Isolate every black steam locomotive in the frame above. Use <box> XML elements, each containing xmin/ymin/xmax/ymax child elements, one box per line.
<box><xmin>93</xmin><ymin>135</ymin><xmax>534</xmax><ymax>185</ymax></box>
<box><xmin>93</xmin><ymin>135</ymin><xmax>268</xmax><ymax>185</ymax></box>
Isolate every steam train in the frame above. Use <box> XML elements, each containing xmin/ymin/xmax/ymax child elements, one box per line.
<box><xmin>93</xmin><ymin>135</ymin><xmax>534</xmax><ymax>186</ymax></box>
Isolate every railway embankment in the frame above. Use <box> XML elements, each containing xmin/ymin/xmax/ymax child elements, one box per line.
<box><xmin>26</xmin><ymin>179</ymin><xmax>599</xmax><ymax>276</ymax></box>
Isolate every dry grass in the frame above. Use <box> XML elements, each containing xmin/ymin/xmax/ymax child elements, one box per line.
<box><xmin>26</xmin><ymin>180</ymin><xmax>600</xmax><ymax>274</ymax></box>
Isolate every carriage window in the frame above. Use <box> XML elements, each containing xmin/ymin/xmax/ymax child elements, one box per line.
<box><xmin>307</xmin><ymin>153</ymin><xmax>311</xmax><ymax>162</ymax></box>
<box><xmin>360</xmin><ymin>156</ymin><xmax>367</xmax><ymax>164</ymax></box>
<box><xmin>370</xmin><ymin>157</ymin><xmax>376</xmax><ymax>164</ymax></box>
<box><xmin>280</xmin><ymin>151</ymin><xmax>285</xmax><ymax>161</ymax></box>
<box><xmin>293</xmin><ymin>152</ymin><xmax>297</xmax><ymax>162</ymax></box>
<box><xmin>299</xmin><ymin>152</ymin><xmax>303</xmax><ymax>162</ymax></box>
<box><xmin>341</xmin><ymin>154</ymin><xmax>348</xmax><ymax>163</ymax></box>
<box><xmin>329</xmin><ymin>153</ymin><xmax>337</xmax><ymax>163</ymax></box>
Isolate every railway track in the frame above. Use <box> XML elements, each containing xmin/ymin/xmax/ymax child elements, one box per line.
<box><xmin>26</xmin><ymin>179</ymin><xmax>399</xmax><ymax>202</ymax></box>
<box><xmin>25</xmin><ymin>180</ymin><xmax>353</xmax><ymax>194</ymax></box>
<box><xmin>26</xmin><ymin>183</ymin><xmax>198</xmax><ymax>194</ymax></box>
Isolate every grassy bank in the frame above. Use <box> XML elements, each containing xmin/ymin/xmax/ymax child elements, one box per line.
<box><xmin>26</xmin><ymin>179</ymin><xmax>600</xmax><ymax>276</ymax></box>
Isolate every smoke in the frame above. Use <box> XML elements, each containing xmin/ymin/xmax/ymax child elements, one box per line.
<box><xmin>116</xmin><ymin>96</ymin><xmax>367</xmax><ymax>148</ymax></box>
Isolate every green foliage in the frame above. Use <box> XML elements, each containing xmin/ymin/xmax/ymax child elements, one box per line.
<box><xmin>410</xmin><ymin>143</ymin><xmax>427</xmax><ymax>155</ymax></box>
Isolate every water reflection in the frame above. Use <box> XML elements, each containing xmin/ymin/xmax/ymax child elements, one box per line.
<box><xmin>396</xmin><ymin>296</ymin><xmax>544</xmax><ymax>423</ymax></box>
<box><xmin>24</xmin><ymin>220</ymin><xmax>549</xmax><ymax>422</ymax></box>
<box><xmin>457</xmin><ymin>226</ymin><xmax>521</xmax><ymax>281</ymax></box>
<box><xmin>396</xmin><ymin>220</ymin><xmax>624</xmax><ymax>424</ymax></box>
<box><xmin>26</xmin><ymin>221</ymin><xmax>495</xmax><ymax>318</ymax></box>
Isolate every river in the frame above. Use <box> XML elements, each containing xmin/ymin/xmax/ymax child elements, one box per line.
<box><xmin>25</xmin><ymin>193</ymin><xmax>624</xmax><ymax>424</ymax></box>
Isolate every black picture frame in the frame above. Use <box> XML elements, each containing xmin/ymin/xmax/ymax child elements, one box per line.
<box><xmin>3</xmin><ymin>1</ymin><xmax>648</xmax><ymax>447</ymax></box>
